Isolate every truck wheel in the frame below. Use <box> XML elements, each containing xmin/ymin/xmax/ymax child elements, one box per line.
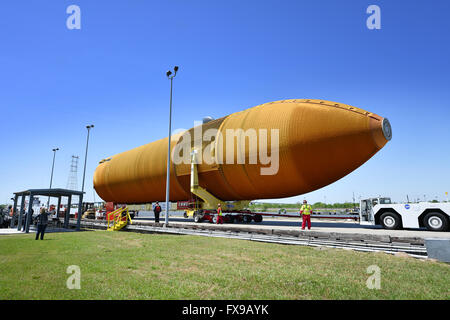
<box><xmin>194</xmin><ymin>214</ymin><xmax>202</xmax><ymax>223</ymax></box>
<box><xmin>254</xmin><ymin>215</ymin><xmax>263</xmax><ymax>223</ymax></box>
<box><xmin>183</xmin><ymin>211</ymin><xmax>188</xmax><ymax>218</ymax></box>
<box><xmin>212</xmin><ymin>215</ymin><xmax>218</xmax><ymax>224</ymax></box>
<box><xmin>424</xmin><ymin>212</ymin><xmax>448</xmax><ymax>231</ymax></box>
<box><xmin>243</xmin><ymin>215</ymin><xmax>252</xmax><ymax>223</ymax></box>
<box><xmin>380</xmin><ymin>212</ymin><xmax>401</xmax><ymax>230</ymax></box>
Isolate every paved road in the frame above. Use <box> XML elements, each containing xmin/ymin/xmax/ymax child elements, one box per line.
<box><xmin>132</xmin><ymin>211</ymin><xmax>450</xmax><ymax>239</ymax></box>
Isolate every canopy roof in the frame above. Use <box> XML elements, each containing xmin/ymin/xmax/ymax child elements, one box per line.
<box><xmin>14</xmin><ymin>188</ymin><xmax>84</xmax><ymax>197</ymax></box>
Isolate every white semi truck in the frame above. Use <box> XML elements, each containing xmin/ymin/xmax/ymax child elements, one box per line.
<box><xmin>359</xmin><ymin>197</ymin><xmax>450</xmax><ymax>231</ymax></box>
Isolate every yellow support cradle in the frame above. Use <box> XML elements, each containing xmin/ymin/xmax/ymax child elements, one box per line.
<box><xmin>107</xmin><ymin>207</ymin><xmax>132</xmax><ymax>231</ymax></box>
<box><xmin>187</xmin><ymin>149</ymin><xmax>250</xmax><ymax>216</ymax></box>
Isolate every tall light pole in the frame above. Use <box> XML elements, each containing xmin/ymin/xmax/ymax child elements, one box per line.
<box><xmin>164</xmin><ymin>66</ymin><xmax>179</xmax><ymax>226</ymax></box>
<box><xmin>81</xmin><ymin>125</ymin><xmax>94</xmax><ymax>194</ymax></box>
<box><xmin>47</xmin><ymin>147</ymin><xmax>59</xmax><ymax>208</ymax></box>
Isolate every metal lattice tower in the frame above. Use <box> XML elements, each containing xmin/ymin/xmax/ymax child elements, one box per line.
<box><xmin>66</xmin><ymin>155</ymin><xmax>79</xmax><ymax>191</ymax></box>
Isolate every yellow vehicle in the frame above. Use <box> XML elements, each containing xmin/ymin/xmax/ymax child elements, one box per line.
<box><xmin>81</xmin><ymin>202</ymin><xmax>105</xmax><ymax>219</ymax></box>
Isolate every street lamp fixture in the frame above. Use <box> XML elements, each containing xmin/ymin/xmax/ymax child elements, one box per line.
<box><xmin>164</xmin><ymin>66</ymin><xmax>179</xmax><ymax>226</ymax></box>
<box><xmin>48</xmin><ymin>147</ymin><xmax>59</xmax><ymax>207</ymax></box>
<box><xmin>81</xmin><ymin>125</ymin><xmax>94</xmax><ymax>194</ymax></box>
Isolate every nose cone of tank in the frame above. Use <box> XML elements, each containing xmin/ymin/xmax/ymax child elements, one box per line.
<box><xmin>210</xmin><ymin>100</ymin><xmax>392</xmax><ymax>200</ymax></box>
<box><xmin>283</xmin><ymin>101</ymin><xmax>392</xmax><ymax>195</ymax></box>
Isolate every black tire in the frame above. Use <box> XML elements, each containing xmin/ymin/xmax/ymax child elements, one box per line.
<box><xmin>183</xmin><ymin>211</ymin><xmax>188</xmax><ymax>219</ymax></box>
<box><xmin>212</xmin><ymin>215</ymin><xmax>218</xmax><ymax>224</ymax></box>
<box><xmin>254</xmin><ymin>215</ymin><xmax>263</xmax><ymax>223</ymax></box>
<box><xmin>380</xmin><ymin>212</ymin><xmax>401</xmax><ymax>230</ymax></box>
<box><xmin>242</xmin><ymin>215</ymin><xmax>252</xmax><ymax>223</ymax></box>
<box><xmin>423</xmin><ymin>212</ymin><xmax>449</xmax><ymax>232</ymax></box>
<box><xmin>194</xmin><ymin>214</ymin><xmax>202</xmax><ymax>223</ymax></box>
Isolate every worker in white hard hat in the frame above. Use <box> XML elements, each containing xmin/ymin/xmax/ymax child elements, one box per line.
<box><xmin>300</xmin><ymin>200</ymin><xmax>313</xmax><ymax>230</ymax></box>
<box><xmin>216</xmin><ymin>203</ymin><xmax>223</xmax><ymax>224</ymax></box>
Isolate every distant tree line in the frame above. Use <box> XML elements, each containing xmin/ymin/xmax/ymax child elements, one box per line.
<box><xmin>249</xmin><ymin>202</ymin><xmax>357</xmax><ymax>211</ymax></box>
<box><xmin>250</xmin><ymin>200</ymin><xmax>447</xmax><ymax>211</ymax></box>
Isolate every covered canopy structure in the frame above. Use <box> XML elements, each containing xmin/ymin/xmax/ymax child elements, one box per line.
<box><xmin>11</xmin><ymin>188</ymin><xmax>84</xmax><ymax>233</ymax></box>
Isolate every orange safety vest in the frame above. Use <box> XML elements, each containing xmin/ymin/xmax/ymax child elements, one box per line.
<box><xmin>300</xmin><ymin>204</ymin><xmax>312</xmax><ymax>215</ymax></box>
<box><xmin>217</xmin><ymin>207</ymin><xmax>222</xmax><ymax>215</ymax></box>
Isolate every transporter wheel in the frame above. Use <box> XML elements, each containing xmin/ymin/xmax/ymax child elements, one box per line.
<box><xmin>423</xmin><ymin>212</ymin><xmax>448</xmax><ymax>232</ymax></box>
<box><xmin>380</xmin><ymin>212</ymin><xmax>401</xmax><ymax>230</ymax></box>
<box><xmin>242</xmin><ymin>215</ymin><xmax>252</xmax><ymax>223</ymax></box>
<box><xmin>193</xmin><ymin>214</ymin><xmax>202</xmax><ymax>223</ymax></box>
<box><xmin>254</xmin><ymin>215</ymin><xmax>263</xmax><ymax>223</ymax></box>
<box><xmin>212</xmin><ymin>215</ymin><xmax>218</xmax><ymax>224</ymax></box>
<box><xmin>183</xmin><ymin>211</ymin><xmax>188</xmax><ymax>219</ymax></box>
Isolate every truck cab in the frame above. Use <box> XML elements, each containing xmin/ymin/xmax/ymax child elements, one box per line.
<box><xmin>359</xmin><ymin>197</ymin><xmax>450</xmax><ymax>231</ymax></box>
<box><xmin>359</xmin><ymin>197</ymin><xmax>392</xmax><ymax>225</ymax></box>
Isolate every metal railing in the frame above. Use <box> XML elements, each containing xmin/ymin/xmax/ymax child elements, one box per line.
<box><xmin>107</xmin><ymin>207</ymin><xmax>132</xmax><ymax>230</ymax></box>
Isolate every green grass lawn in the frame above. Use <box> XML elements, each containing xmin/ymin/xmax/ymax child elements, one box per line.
<box><xmin>0</xmin><ymin>230</ymin><xmax>449</xmax><ymax>300</ymax></box>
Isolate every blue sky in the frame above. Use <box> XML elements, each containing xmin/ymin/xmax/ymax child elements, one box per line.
<box><xmin>1</xmin><ymin>0</ymin><xmax>449</xmax><ymax>205</ymax></box>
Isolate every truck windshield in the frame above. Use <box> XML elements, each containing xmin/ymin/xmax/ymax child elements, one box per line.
<box><xmin>380</xmin><ymin>198</ymin><xmax>391</xmax><ymax>204</ymax></box>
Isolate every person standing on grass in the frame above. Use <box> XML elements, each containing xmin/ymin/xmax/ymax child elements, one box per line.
<box><xmin>154</xmin><ymin>201</ymin><xmax>161</xmax><ymax>223</ymax></box>
<box><xmin>35</xmin><ymin>207</ymin><xmax>49</xmax><ymax>240</ymax></box>
<box><xmin>300</xmin><ymin>200</ymin><xmax>313</xmax><ymax>230</ymax></box>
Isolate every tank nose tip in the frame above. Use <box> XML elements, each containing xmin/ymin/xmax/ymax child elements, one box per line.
<box><xmin>382</xmin><ymin>118</ymin><xmax>392</xmax><ymax>141</ymax></box>
<box><xmin>369</xmin><ymin>116</ymin><xmax>392</xmax><ymax>149</ymax></box>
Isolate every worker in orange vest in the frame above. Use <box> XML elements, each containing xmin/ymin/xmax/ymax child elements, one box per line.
<box><xmin>216</xmin><ymin>203</ymin><xmax>223</xmax><ymax>224</ymax></box>
<box><xmin>300</xmin><ymin>200</ymin><xmax>313</xmax><ymax>230</ymax></box>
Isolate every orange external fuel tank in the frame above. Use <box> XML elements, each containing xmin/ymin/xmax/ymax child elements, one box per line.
<box><xmin>93</xmin><ymin>99</ymin><xmax>392</xmax><ymax>203</ymax></box>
